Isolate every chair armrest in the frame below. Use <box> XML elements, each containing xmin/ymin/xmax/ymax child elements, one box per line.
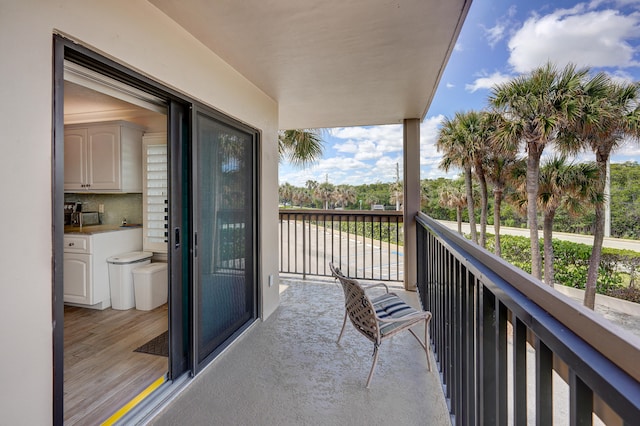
<box><xmin>363</xmin><ymin>282</ymin><xmax>389</xmax><ymax>293</ymax></box>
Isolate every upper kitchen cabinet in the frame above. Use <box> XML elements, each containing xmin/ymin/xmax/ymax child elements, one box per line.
<box><xmin>64</xmin><ymin>121</ymin><xmax>144</xmax><ymax>193</ymax></box>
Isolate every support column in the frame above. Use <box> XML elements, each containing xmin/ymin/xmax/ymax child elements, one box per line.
<box><xmin>403</xmin><ymin>118</ymin><xmax>420</xmax><ymax>291</ymax></box>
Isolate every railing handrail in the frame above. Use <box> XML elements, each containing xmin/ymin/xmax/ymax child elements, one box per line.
<box><xmin>278</xmin><ymin>209</ymin><xmax>404</xmax><ymax>281</ymax></box>
<box><xmin>416</xmin><ymin>212</ymin><xmax>640</xmax><ymax>423</ymax></box>
<box><xmin>279</xmin><ymin>208</ymin><xmax>403</xmax><ymax>220</ymax></box>
<box><xmin>417</xmin><ymin>212</ymin><xmax>640</xmax><ymax>382</ymax></box>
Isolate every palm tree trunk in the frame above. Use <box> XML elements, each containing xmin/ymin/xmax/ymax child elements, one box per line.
<box><xmin>543</xmin><ymin>210</ymin><xmax>555</xmax><ymax>287</ymax></box>
<box><xmin>493</xmin><ymin>188</ymin><xmax>503</xmax><ymax>257</ymax></box>
<box><xmin>477</xmin><ymin>171</ymin><xmax>488</xmax><ymax>248</ymax></box>
<box><xmin>584</xmin><ymin>152</ymin><xmax>609</xmax><ymax>309</ymax></box>
<box><xmin>527</xmin><ymin>145</ymin><xmax>543</xmax><ymax>279</ymax></box>
<box><xmin>464</xmin><ymin>166</ymin><xmax>478</xmax><ymax>243</ymax></box>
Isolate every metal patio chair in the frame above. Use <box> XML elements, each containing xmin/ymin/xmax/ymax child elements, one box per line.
<box><xmin>329</xmin><ymin>262</ymin><xmax>432</xmax><ymax>388</ymax></box>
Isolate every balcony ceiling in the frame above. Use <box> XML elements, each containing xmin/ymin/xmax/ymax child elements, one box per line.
<box><xmin>149</xmin><ymin>0</ymin><xmax>472</xmax><ymax>129</ymax></box>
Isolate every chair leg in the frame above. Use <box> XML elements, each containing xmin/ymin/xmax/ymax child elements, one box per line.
<box><xmin>366</xmin><ymin>345</ymin><xmax>380</xmax><ymax>388</ymax></box>
<box><xmin>408</xmin><ymin>322</ymin><xmax>432</xmax><ymax>372</ymax></box>
<box><xmin>337</xmin><ymin>310</ymin><xmax>348</xmax><ymax>343</ymax></box>
<box><xmin>424</xmin><ymin>319</ymin><xmax>432</xmax><ymax>371</ymax></box>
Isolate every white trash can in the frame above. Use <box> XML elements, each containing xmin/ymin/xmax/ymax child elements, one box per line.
<box><xmin>107</xmin><ymin>251</ymin><xmax>152</xmax><ymax>310</ymax></box>
<box><xmin>133</xmin><ymin>262</ymin><xmax>168</xmax><ymax>311</ymax></box>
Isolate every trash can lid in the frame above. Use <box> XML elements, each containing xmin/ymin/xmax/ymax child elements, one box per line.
<box><xmin>107</xmin><ymin>251</ymin><xmax>153</xmax><ymax>264</ymax></box>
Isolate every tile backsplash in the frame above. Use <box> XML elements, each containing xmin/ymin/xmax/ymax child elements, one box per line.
<box><xmin>65</xmin><ymin>193</ymin><xmax>143</xmax><ymax>226</ymax></box>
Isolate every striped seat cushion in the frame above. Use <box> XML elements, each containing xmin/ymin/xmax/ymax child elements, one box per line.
<box><xmin>372</xmin><ymin>293</ymin><xmax>419</xmax><ymax>336</ymax></box>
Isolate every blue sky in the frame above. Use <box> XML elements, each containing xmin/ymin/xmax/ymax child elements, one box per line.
<box><xmin>279</xmin><ymin>0</ymin><xmax>640</xmax><ymax>187</ymax></box>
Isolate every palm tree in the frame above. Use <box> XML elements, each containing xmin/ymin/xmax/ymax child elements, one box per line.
<box><xmin>389</xmin><ymin>181</ymin><xmax>404</xmax><ymax>210</ymax></box>
<box><xmin>420</xmin><ymin>180</ymin><xmax>431</xmax><ymax>212</ymax></box>
<box><xmin>333</xmin><ymin>185</ymin><xmax>357</xmax><ymax>208</ymax></box>
<box><xmin>484</xmin><ymin>149</ymin><xmax>521</xmax><ymax>257</ymax></box>
<box><xmin>292</xmin><ymin>187</ymin><xmax>311</xmax><ymax>207</ymax></box>
<box><xmin>468</xmin><ymin>111</ymin><xmax>496</xmax><ymax>248</ymax></box>
<box><xmin>572</xmin><ymin>78</ymin><xmax>640</xmax><ymax>308</ymax></box>
<box><xmin>278</xmin><ymin>129</ymin><xmax>324</xmax><ymax>167</ymax></box>
<box><xmin>314</xmin><ymin>182</ymin><xmax>335</xmax><ymax>210</ymax></box>
<box><xmin>439</xmin><ymin>184</ymin><xmax>467</xmax><ymax>234</ymax></box>
<box><xmin>509</xmin><ymin>157</ymin><xmax>599</xmax><ymax>285</ymax></box>
<box><xmin>538</xmin><ymin>157</ymin><xmax>599</xmax><ymax>286</ymax></box>
<box><xmin>437</xmin><ymin>112</ymin><xmax>478</xmax><ymax>244</ymax></box>
<box><xmin>279</xmin><ymin>183</ymin><xmax>295</xmax><ymax>206</ymax></box>
<box><xmin>490</xmin><ymin>63</ymin><xmax>590</xmax><ymax>279</ymax></box>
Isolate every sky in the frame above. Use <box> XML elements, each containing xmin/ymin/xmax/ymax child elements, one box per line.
<box><xmin>279</xmin><ymin>0</ymin><xmax>640</xmax><ymax>187</ymax></box>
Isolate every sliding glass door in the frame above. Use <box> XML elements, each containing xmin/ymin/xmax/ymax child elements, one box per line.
<box><xmin>193</xmin><ymin>108</ymin><xmax>258</xmax><ymax>371</ymax></box>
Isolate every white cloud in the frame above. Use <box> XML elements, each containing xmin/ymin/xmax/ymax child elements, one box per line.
<box><xmin>508</xmin><ymin>7</ymin><xmax>640</xmax><ymax>73</ymax></box>
<box><xmin>446</xmin><ymin>82</ymin><xmax>455</xmax><ymax>89</ymax></box>
<box><xmin>353</xmin><ymin>140</ymin><xmax>381</xmax><ymax>161</ymax></box>
<box><xmin>331</xmin><ymin>125</ymin><xmax>403</xmax><ymax>161</ymax></box>
<box><xmin>481</xmin><ymin>5</ymin><xmax>518</xmax><ymax>48</ymax></box>
<box><xmin>465</xmin><ymin>71</ymin><xmax>513</xmax><ymax>93</ymax></box>
<box><xmin>482</xmin><ymin>23</ymin><xmax>506</xmax><ymax>48</ymax></box>
<box><xmin>615</xmin><ymin>137</ymin><xmax>640</xmax><ymax>156</ymax></box>
<box><xmin>420</xmin><ymin>115</ymin><xmax>447</xmax><ymax>177</ymax></box>
<box><xmin>608</xmin><ymin>69</ymin><xmax>636</xmax><ymax>84</ymax></box>
<box><xmin>333</xmin><ymin>140</ymin><xmax>359</xmax><ymax>154</ymax></box>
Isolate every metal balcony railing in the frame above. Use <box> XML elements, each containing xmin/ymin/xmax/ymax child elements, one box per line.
<box><xmin>278</xmin><ymin>209</ymin><xmax>403</xmax><ymax>281</ymax></box>
<box><xmin>416</xmin><ymin>213</ymin><xmax>640</xmax><ymax>425</ymax></box>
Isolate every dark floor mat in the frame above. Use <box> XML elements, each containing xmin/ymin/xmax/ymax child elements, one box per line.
<box><xmin>134</xmin><ymin>331</ymin><xmax>168</xmax><ymax>357</ymax></box>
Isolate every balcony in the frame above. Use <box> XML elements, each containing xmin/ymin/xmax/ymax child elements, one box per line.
<box><xmin>151</xmin><ymin>276</ymin><xmax>450</xmax><ymax>424</ymax></box>
<box><xmin>151</xmin><ymin>210</ymin><xmax>640</xmax><ymax>425</ymax></box>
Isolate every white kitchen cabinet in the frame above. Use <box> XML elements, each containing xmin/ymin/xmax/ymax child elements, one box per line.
<box><xmin>64</xmin><ymin>121</ymin><xmax>144</xmax><ymax>192</ymax></box>
<box><xmin>63</xmin><ymin>253</ymin><xmax>92</xmax><ymax>304</ymax></box>
<box><xmin>63</xmin><ymin>228</ymin><xmax>142</xmax><ymax>309</ymax></box>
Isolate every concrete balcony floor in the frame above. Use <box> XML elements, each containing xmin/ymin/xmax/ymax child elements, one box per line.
<box><xmin>151</xmin><ymin>276</ymin><xmax>450</xmax><ymax>425</ymax></box>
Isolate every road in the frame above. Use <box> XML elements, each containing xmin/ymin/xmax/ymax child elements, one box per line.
<box><xmin>438</xmin><ymin>220</ymin><xmax>640</xmax><ymax>252</ymax></box>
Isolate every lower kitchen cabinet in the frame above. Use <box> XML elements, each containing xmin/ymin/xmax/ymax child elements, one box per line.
<box><xmin>63</xmin><ymin>253</ymin><xmax>92</xmax><ymax>304</ymax></box>
<box><xmin>63</xmin><ymin>228</ymin><xmax>142</xmax><ymax>309</ymax></box>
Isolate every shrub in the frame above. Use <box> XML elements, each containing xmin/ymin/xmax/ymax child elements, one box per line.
<box><xmin>486</xmin><ymin>234</ymin><xmax>640</xmax><ymax>301</ymax></box>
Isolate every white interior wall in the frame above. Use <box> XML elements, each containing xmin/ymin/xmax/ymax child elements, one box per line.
<box><xmin>0</xmin><ymin>1</ymin><xmax>280</xmax><ymax>423</ymax></box>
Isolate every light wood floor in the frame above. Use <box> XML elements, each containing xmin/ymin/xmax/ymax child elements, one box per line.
<box><xmin>64</xmin><ymin>304</ymin><xmax>168</xmax><ymax>425</ymax></box>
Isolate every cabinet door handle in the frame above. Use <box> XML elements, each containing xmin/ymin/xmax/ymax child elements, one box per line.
<box><xmin>68</xmin><ymin>242</ymin><xmax>75</xmax><ymax>247</ymax></box>
<box><xmin>174</xmin><ymin>227</ymin><xmax>180</xmax><ymax>249</ymax></box>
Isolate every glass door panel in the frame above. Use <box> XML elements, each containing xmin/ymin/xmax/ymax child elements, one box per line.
<box><xmin>193</xmin><ymin>109</ymin><xmax>257</xmax><ymax>369</ymax></box>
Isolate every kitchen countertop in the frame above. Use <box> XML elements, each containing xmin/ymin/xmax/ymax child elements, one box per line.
<box><xmin>64</xmin><ymin>224</ymin><xmax>142</xmax><ymax>235</ymax></box>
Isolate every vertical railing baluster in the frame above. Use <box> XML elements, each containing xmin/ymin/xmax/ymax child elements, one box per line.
<box><xmin>323</xmin><ymin>214</ymin><xmax>327</xmax><ymax>276</ymax></box>
<box><xmin>497</xmin><ymin>301</ymin><xmax>508</xmax><ymax>426</ymax></box>
<box><xmin>354</xmin><ymin>215</ymin><xmax>358</xmax><ymax>278</ymax></box>
<box><xmin>445</xmin><ymin>251</ymin><xmax>452</xmax><ymax>402</ymax></box>
<box><xmin>481</xmin><ymin>285</ymin><xmax>497</xmax><ymax>425</ymax></box>
<box><xmin>514</xmin><ymin>316</ymin><xmax>527</xmax><ymax>425</ymax></box>
<box><xmin>569</xmin><ymin>370</ymin><xmax>592</xmax><ymax>426</ymax></box>
<box><xmin>302</xmin><ymin>213</ymin><xmax>306</xmax><ymax>279</ymax></box>
<box><xmin>536</xmin><ymin>339</ymin><xmax>553</xmax><ymax>426</ymax></box>
<box><xmin>452</xmin><ymin>258</ymin><xmax>461</xmax><ymax>424</ymax></box>
<box><xmin>396</xmin><ymin>215</ymin><xmax>400</xmax><ymax>281</ymax></box>
<box><xmin>463</xmin><ymin>269</ymin><xmax>476</xmax><ymax>426</ymax></box>
<box><xmin>294</xmin><ymin>213</ymin><xmax>298</xmax><ymax>275</ymax></box>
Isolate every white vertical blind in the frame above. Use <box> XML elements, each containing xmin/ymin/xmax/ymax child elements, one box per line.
<box><xmin>143</xmin><ymin>134</ymin><xmax>168</xmax><ymax>253</ymax></box>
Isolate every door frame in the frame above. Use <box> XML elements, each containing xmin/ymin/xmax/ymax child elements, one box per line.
<box><xmin>52</xmin><ymin>34</ymin><xmax>261</xmax><ymax>424</ymax></box>
<box><xmin>52</xmin><ymin>35</ymin><xmax>192</xmax><ymax>424</ymax></box>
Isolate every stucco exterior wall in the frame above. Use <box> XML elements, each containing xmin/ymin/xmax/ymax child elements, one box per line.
<box><xmin>0</xmin><ymin>1</ymin><xmax>280</xmax><ymax>423</ymax></box>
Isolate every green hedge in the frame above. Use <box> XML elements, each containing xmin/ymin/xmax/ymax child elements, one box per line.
<box><xmin>486</xmin><ymin>234</ymin><xmax>640</xmax><ymax>297</ymax></box>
